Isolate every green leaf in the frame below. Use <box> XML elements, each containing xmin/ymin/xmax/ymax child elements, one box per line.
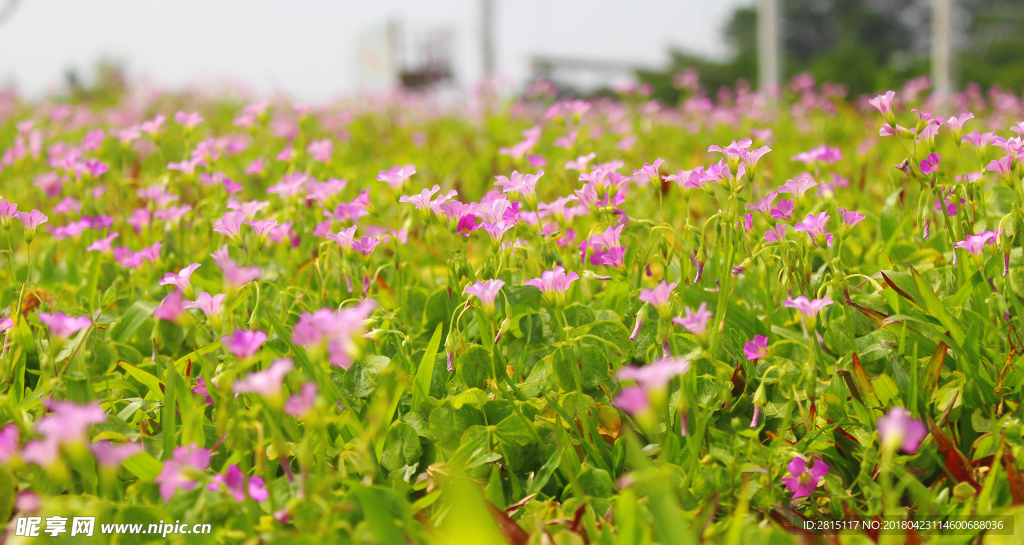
<box><xmin>578</xmin><ymin>466</ymin><xmax>615</xmax><ymax>498</ymax></box>
<box><xmin>527</xmin><ymin>446</ymin><xmax>564</xmax><ymax>496</ymax></box>
<box><xmin>458</xmin><ymin>345</ymin><xmax>489</xmax><ymax>389</ymax></box>
<box><xmin>413</xmin><ymin>322</ymin><xmax>444</xmax><ymax>412</ymax></box>
<box><xmin>108</xmin><ymin>301</ymin><xmax>157</xmax><ymax>344</ymax></box>
<box><xmin>911</xmin><ymin>267</ymin><xmax>966</xmax><ymax>348</ymax></box>
<box><xmin>122</xmin><ymin>451</ymin><xmax>163</xmax><ymax>481</ymax></box>
<box><xmin>429</xmin><ymin>403</ymin><xmax>484</xmax><ymax>446</ymax></box>
<box><xmin>563</xmin><ymin>303</ymin><xmax>596</xmax><ymax>328</ymax></box>
<box><xmin>380</xmin><ymin>422</ymin><xmax>423</xmax><ymax>473</ymax></box>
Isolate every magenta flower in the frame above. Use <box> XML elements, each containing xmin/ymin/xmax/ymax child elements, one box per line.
<box><xmin>91</xmin><ymin>441</ymin><xmax>143</xmax><ymax>467</ymax></box>
<box><xmin>672</xmin><ymin>302</ymin><xmax>712</xmax><ymax>335</ymax></box>
<box><xmin>38</xmin><ymin>312</ymin><xmax>91</xmax><ymax>338</ymax></box>
<box><xmin>524</xmin><ymin>267</ymin><xmax>579</xmax><ymax>304</ymax></box>
<box><xmin>194</xmin><ymin>378</ymin><xmax>214</xmax><ymax>406</ymax></box>
<box><xmin>745</xmin><ymin>192</ymin><xmax>778</xmax><ymax>215</ymax></box>
<box><xmin>868</xmin><ymin>90</ymin><xmax>896</xmax><ymax>123</ymax></box>
<box><xmin>158</xmin><ymin>263</ymin><xmax>201</xmax><ymax>293</ymax></box>
<box><xmin>244</xmin><ymin>219</ymin><xmax>279</xmax><ymax>240</ymax></box>
<box><xmin>780</xmin><ymin>456</ymin><xmax>829</xmax><ymax>499</ymax></box>
<box><xmin>234</xmin><ymin>358</ymin><xmax>293</xmax><ymax>397</ymax></box>
<box><xmin>326</xmin><ymin>226</ymin><xmax>359</xmax><ymax>251</ymax></box>
<box><xmin>942</xmin><ymin>113</ymin><xmax>974</xmax><ymax>141</ymax></box>
<box><xmin>741</xmin><ymin>146</ymin><xmax>772</xmax><ymax>170</ymax></box>
<box><xmin>744</xmin><ymin>335</ymin><xmax>769</xmax><ymax>361</ymax></box>
<box><xmin>954</xmin><ymin>232</ymin><xmax>997</xmax><ymax>256</ymax></box>
<box><xmin>784</xmin><ymin>296</ymin><xmax>834</xmax><ymax>318</ymax></box>
<box><xmin>709</xmin><ymin>140</ymin><xmax>751</xmax><ymax>163</ymax></box>
<box><xmin>877</xmin><ymin>407</ymin><xmax>928</xmax><ymax>455</ymax></box>
<box><xmin>837</xmin><ymin>208</ymin><xmax>866</xmax><ymax>228</ymax></box>
<box><xmin>153</xmin><ymin>290</ymin><xmax>186</xmax><ymax>322</ymax></box>
<box><xmin>183</xmin><ymin>292</ymin><xmax>227</xmax><ymax>319</ymax></box>
<box><xmin>565</xmin><ymin>152</ymin><xmax>596</xmax><ymax>172</ymax></box>
<box><xmin>285</xmin><ymin>383</ymin><xmax>317</xmax><ymax>417</ymax></box>
<box><xmin>638</xmin><ymin>281</ymin><xmax>677</xmax><ymax>315</ymax></box>
<box><xmin>0</xmin><ymin>317</ymin><xmax>13</xmax><ymax>333</ymax></box>
<box><xmin>464</xmin><ymin>279</ymin><xmax>505</xmax><ymax>313</ymax></box>
<box><xmin>765</xmin><ymin>224</ymin><xmax>788</xmax><ymax>243</ymax></box>
<box><xmin>155</xmin><ymin>444</ymin><xmax>211</xmax><ymax>501</ymax></box>
<box><xmin>208</xmin><ymin>464</ymin><xmax>269</xmax><ymax>502</ymax></box>
<box><xmin>770</xmin><ymin>199</ymin><xmax>794</xmax><ymax>221</ymax></box>
<box><xmin>920</xmin><ymin>153</ymin><xmax>942</xmax><ymax>175</ymax></box>
<box><xmin>794</xmin><ymin>212</ymin><xmax>833</xmax><ymax>248</ymax></box>
<box><xmin>245</xmin><ymin>157</ymin><xmax>265</xmax><ymax>175</ymax></box>
<box><xmin>777</xmin><ymin>173</ymin><xmax>817</xmax><ymax>198</ymax></box>
<box><xmin>377</xmin><ymin>164</ymin><xmax>417</xmax><ymax>190</ymax></box>
<box><xmin>222</xmin><ymin>330</ymin><xmax>268</xmax><ymax>359</ymax></box>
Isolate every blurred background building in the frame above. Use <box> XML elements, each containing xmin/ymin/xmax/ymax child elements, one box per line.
<box><xmin>0</xmin><ymin>0</ymin><xmax>1022</xmax><ymax>101</ymax></box>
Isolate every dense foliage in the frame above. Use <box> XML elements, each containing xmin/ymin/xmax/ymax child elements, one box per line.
<box><xmin>1</xmin><ymin>75</ymin><xmax>1024</xmax><ymax>544</ymax></box>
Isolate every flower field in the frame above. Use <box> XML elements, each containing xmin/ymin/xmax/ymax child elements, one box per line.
<box><xmin>1</xmin><ymin>76</ymin><xmax>1024</xmax><ymax>544</ymax></box>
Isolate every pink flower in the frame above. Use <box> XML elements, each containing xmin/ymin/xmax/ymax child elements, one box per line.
<box><xmin>292</xmin><ymin>300</ymin><xmax>375</xmax><ymax>369</ymax></box>
<box><xmin>155</xmin><ymin>444</ymin><xmax>211</xmax><ymax>501</ymax></box>
<box><xmin>306</xmin><ymin>139</ymin><xmax>334</xmax><ymax>163</ymax></box>
<box><xmin>672</xmin><ymin>302</ymin><xmax>712</xmax><ymax>335</ymax></box>
<box><xmin>22</xmin><ymin>400</ymin><xmax>107</xmax><ymax>466</ymax></box>
<box><xmin>868</xmin><ymin>90</ymin><xmax>896</xmax><ymax>122</ymax></box>
<box><xmin>744</xmin><ymin>335</ymin><xmax>769</xmax><ymax>360</ymax></box>
<box><xmin>464</xmin><ymin>279</ymin><xmax>505</xmax><ymax>312</ymax></box>
<box><xmin>38</xmin><ymin>311</ymin><xmax>91</xmax><ymax>338</ymax></box>
<box><xmin>86</xmin><ymin>232</ymin><xmax>119</xmax><ymax>253</ymax></box>
<box><xmin>709</xmin><ymin>140</ymin><xmax>751</xmax><ymax>163</ymax></box>
<box><xmin>524</xmin><ymin>267</ymin><xmax>579</xmax><ymax>303</ymax></box>
<box><xmin>0</xmin><ymin>318</ymin><xmax>13</xmax><ymax>333</ymax></box>
<box><xmin>208</xmin><ymin>464</ymin><xmax>269</xmax><ymax>502</ymax></box>
<box><xmin>399</xmin><ymin>185</ymin><xmax>441</xmax><ymax>211</ymax></box>
<box><xmin>745</xmin><ymin>192</ymin><xmax>778</xmax><ymax>215</ymax></box>
<box><xmin>942</xmin><ymin>113</ymin><xmax>974</xmax><ymax>140</ymax></box>
<box><xmin>565</xmin><ymin>152</ymin><xmax>596</xmax><ymax>172</ymax></box>
<box><xmin>986</xmin><ymin>156</ymin><xmax>1014</xmax><ymax>178</ymax></box>
<box><xmin>154</xmin><ymin>290</ymin><xmax>186</xmax><ymax>322</ymax></box>
<box><xmin>0</xmin><ymin>200</ymin><xmax>19</xmax><ymax>227</ymax></box>
<box><xmin>770</xmin><ymin>199</ymin><xmax>794</xmax><ymax>221</ymax></box>
<box><xmin>234</xmin><ymin>358</ymin><xmax>293</xmax><ymax>397</ymax></box>
<box><xmin>765</xmin><ymin>224</ymin><xmax>787</xmax><ymax>243</ymax></box>
<box><xmin>920</xmin><ymin>153</ymin><xmax>941</xmax><ymax>175</ymax></box>
<box><xmin>173</xmin><ymin>110</ymin><xmax>204</xmax><ymax>129</ymax></box>
<box><xmin>222</xmin><ymin>330</ymin><xmax>268</xmax><ymax>359</ymax></box>
<box><xmin>784</xmin><ymin>296</ymin><xmax>834</xmax><ymax>318</ymax></box>
<box><xmin>638</xmin><ymin>281</ymin><xmax>677</xmax><ymax>315</ymax></box>
<box><xmin>326</xmin><ymin>226</ymin><xmax>359</xmax><ymax>251</ymax></box>
<box><xmin>794</xmin><ymin>212</ymin><xmax>833</xmax><ymax>248</ymax></box>
<box><xmin>612</xmin><ymin>386</ymin><xmax>649</xmax><ymax>415</ymax></box>
<box><xmin>194</xmin><ymin>378</ymin><xmax>214</xmax><ymax>406</ymax></box>
<box><xmin>91</xmin><ymin>441</ymin><xmax>143</xmax><ymax>467</ymax></box>
<box><xmin>183</xmin><ymin>292</ymin><xmax>227</xmax><ymax>319</ymax></box>
<box><xmin>837</xmin><ymin>208</ymin><xmax>866</xmax><ymax>228</ymax></box>
<box><xmin>245</xmin><ymin>157</ymin><xmax>265</xmax><ymax>175</ymax></box>
<box><xmin>631</xmin><ymin>158</ymin><xmax>664</xmax><ymax>186</ymax></box>
<box><xmin>494</xmin><ymin>170</ymin><xmax>544</xmax><ymax>201</ymax></box>
<box><xmin>780</xmin><ymin>456</ymin><xmax>829</xmax><ymax>499</ymax></box>
<box><xmin>213</xmin><ymin>212</ymin><xmax>245</xmax><ymax>239</ymax></box>
<box><xmin>244</xmin><ymin>219</ymin><xmax>279</xmax><ymax>239</ymax></box>
<box><xmin>377</xmin><ymin>164</ymin><xmax>417</xmax><ymax>190</ymax></box>
<box><xmin>17</xmin><ymin>209</ymin><xmax>48</xmax><ymax>236</ymax></box>
<box><xmin>877</xmin><ymin>407</ymin><xmax>928</xmax><ymax>455</ymax></box>
<box><xmin>954</xmin><ymin>232</ymin><xmax>997</xmax><ymax>255</ymax></box>
<box><xmin>285</xmin><ymin>383</ymin><xmax>317</xmax><ymax>417</ymax></box>
<box><xmin>617</xmin><ymin>357</ymin><xmax>691</xmax><ymax>390</ymax></box>
<box><xmin>158</xmin><ymin>263</ymin><xmax>201</xmax><ymax>293</ymax></box>
<box><xmin>0</xmin><ymin>423</ymin><xmax>18</xmax><ymax>462</ymax></box>
<box><xmin>777</xmin><ymin>173</ymin><xmax>817</xmax><ymax>198</ymax></box>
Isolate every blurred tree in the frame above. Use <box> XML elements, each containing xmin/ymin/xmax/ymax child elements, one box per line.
<box><xmin>637</xmin><ymin>0</ymin><xmax>1024</xmax><ymax>102</ymax></box>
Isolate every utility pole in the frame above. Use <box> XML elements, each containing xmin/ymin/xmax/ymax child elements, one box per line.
<box><xmin>757</xmin><ymin>0</ymin><xmax>781</xmax><ymax>95</ymax></box>
<box><xmin>481</xmin><ymin>0</ymin><xmax>495</xmax><ymax>78</ymax></box>
<box><xmin>931</xmin><ymin>0</ymin><xmax>953</xmax><ymax>105</ymax></box>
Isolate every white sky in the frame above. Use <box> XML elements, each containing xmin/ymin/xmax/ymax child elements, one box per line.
<box><xmin>0</xmin><ymin>0</ymin><xmax>750</xmax><ymax>101</ymax></box>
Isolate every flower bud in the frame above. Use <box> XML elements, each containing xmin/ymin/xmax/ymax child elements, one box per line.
<box><xmin>494</xmin><ymin>316</ymin><xmax>512</xmax><ymax>344</ymax></box>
